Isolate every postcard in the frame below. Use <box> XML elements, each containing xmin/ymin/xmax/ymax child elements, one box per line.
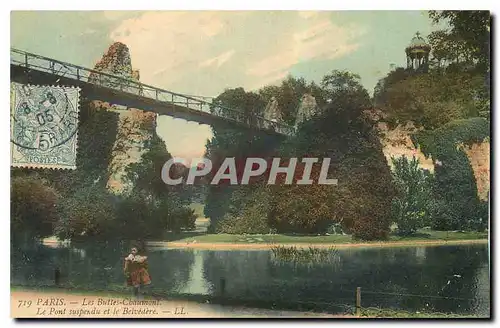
<box><xmin>10</xmin><ymin>10</ymin><xmax>490</xmax><ymax>319</ymax></box>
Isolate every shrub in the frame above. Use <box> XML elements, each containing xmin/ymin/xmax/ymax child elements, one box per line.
<box><xmin>216</xmin><ymin>186</ymin><xmax>271</xmax><ymax>234</ymax></box>
<box><xmin>270</xmin><ymin>245</ymin><xmax>339</xmax><ymax>265</ymax></box>
<box><xmin>414</xmin><ymin>117</ymin><xmax>490</xmax><ymax>231</ymax></box>
<box><xmin>11</xmin><ymin>175</ymin><xmax>59</xmax><ymax>241</ymax></box>
<box><xmin>390</xmin><ymin>156</ymin><xmax>434</xmax><ymax>235</ymax></box>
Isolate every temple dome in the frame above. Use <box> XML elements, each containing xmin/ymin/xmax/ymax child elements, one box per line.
<box><xmin>405</xmin><ymin>32</ymin><xmax>431</xmax><ymax>54</ymax></box>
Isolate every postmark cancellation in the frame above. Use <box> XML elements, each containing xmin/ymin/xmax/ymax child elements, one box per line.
<box><xmin>10</xmin><ymin>82</ymin><xmax>80</xmax><ymax>169</ymax></box>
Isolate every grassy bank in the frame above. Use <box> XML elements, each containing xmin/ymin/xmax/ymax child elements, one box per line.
<box><xmin>42</xmin><ymin>230</ymin><xmax>488</xmax><ymax>250</ymax></box>
<box><xmin>148</xmin><ymin>230</ymin><xmax>488</xmax><ymax>249</ymax></box>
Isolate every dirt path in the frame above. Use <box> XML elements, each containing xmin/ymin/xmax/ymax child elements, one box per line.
<box><xmin>149</xmin><ymin>238</ymin><xmax>488</xmax><ymax>250</ymax></box>
<box><xmin>11</xmin><ymin>290</ymin><xmax>345</xmax><ymax>318</ymax></box>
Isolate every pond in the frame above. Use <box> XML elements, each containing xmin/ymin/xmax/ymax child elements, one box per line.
<box><xmin>11</xmin><ymin>243</ymin><xmax>490</xmax><ymax>316</ymax></box>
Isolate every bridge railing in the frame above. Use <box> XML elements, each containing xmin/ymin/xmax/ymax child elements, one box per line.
<box><xmin>11</xmin><ymin>48</ymin><xmax>296</xmax><ymax>136</ymax></box>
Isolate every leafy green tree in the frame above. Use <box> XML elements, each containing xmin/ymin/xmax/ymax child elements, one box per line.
<box><xmin>114</xmin><ymin>193</ymin><xmax>196</xmax><ymax>239</ymax></box>
<box><xmin>374</xmin><ymin>12</ymin><xmax>490</xmax><ymax>129</ymax></box>
<box><xmin>259</xmin><ymin>76</ymin><xmax>325</xmax><ymax>124</ymax></box>
<box><xmin>268</xmin><ymin>162</ymin><xmax>340</xmax><ymax>234</ymax></box>
<box><xmin>377</xmin><ymin>70</ymin><xmax>487</xmax><ymax>130</ymax></box>
<box><xmin>11</xmin><ymin>175</ymin><xmax>59</xmax><ymax>242</ymax></box>
<box><xmin>272</xmin><ymin>115</ymin><xmax>394</xmax><ymax>239</ymax></box>
<box><xmin>270</xmin><ymin>70</ymin><xmax>395</xmax><ymax>239</ymax></box>
<box><xmin>123</xmin><ymin>133</ymin><xmax>196</xmax><ymax>236</ymax></box>
<box><xmin>428</xmin><ymin>11</ymin><xmax>490</xmax><ymax>118</ymax></box>
<box><xmin>414</xmin><ymin>117</ymin><xmax>489</xmax><ymax>231</ymax></box>
<box><xmin>390</xmin><ymin>156</ymin><xmax>434</xmax><ymax>235</ymax></box>
<box><xmin>373</xmin><ymin>67</ymin><xmax>412</xmax><ymax>108</ymax></box>
<box><xmin>216</xmin><ymin>185</ymin><xmax>272</xmax><ymax>234</ymax></box>
<box><xmin>204</xmin><ymin>88</ymin><xmax>280</xmax><ymax>231</ymax></box>
<box><xmin>321</xmin><ymin>70</ymin><xmax>371</xmax><ymax>113</ymax></box>
<box><xmin>125</xmin><ymin>134</ymin><xmax>174</xmax><ymax>198</ymax></box>
<box><xmin>55</xmin><ymin>184</ymin><xmax>117</xmax><ymax>241</ymax></box>
<box><xmin>205</xmin><ymin>70</ymin><xmax>394</xmax><ymax>239</ymax></box>
<box><xmin>428</xmin><ymin>10</ymin><xmax>490</xmax><ymax>72</ymax></box>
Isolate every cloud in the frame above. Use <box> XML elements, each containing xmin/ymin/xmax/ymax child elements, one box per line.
<box><xmin>102</xmin><ymin>11</ymin><xmax>141</xmax><ymax>22</ymax></box>
<box><xmin>246</xmin><ymin>16</ymin><xmax>365</xmax><ymax>87</ymax></box>
<box><xmin>298</xmin><ymin>11</ymin><xmax>319</xmax><ymax>20</ymax></box>
<box><xmin>199</xmin><ymin>49</ymin><xmax>235</xmax><ymax>68</ymax></box>
<box><xmin>247</xmin><ymin>71</ymin><xmax>289</xmax><ymax>91</ymax></box>
<box><xmin>108</xmin><ymin>11</ymin><xmax>366</xmax><ymax>158</ymax></box>
<box><xmin>245</xmin><ymin>52</ymin><xmax>297</xmax><ymax>78</ymax></box>
<box><xmin>110</xmin><ymin>11</ymin><xmax>231</xmax><ymax>87</ymax></box>
<box><xmin>109</xmin><ymin>11</ymin><xmax>364</xmax><ymax>93</ymax></box>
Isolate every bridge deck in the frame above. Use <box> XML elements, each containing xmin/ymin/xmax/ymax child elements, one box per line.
<box><xmin>10</xmin><ymin>48</ymin><xmax>295</xmax><ymax>137</ymax></box>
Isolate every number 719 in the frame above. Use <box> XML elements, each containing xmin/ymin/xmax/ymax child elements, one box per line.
<box><xmin>17</xmin><ymin>300</ymin><xmax>32</xmax><ymax>308</ymax></box>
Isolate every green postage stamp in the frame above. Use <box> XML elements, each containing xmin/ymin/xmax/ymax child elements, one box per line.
<box><xmin>10</xmin><ymin>82</ymin><xmax>80</xmax><ymax>169</ymax></box>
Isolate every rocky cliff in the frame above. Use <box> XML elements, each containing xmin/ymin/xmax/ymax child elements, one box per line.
<box><xmin>365</xmin><ymin>108</ymin><xmax>489</xmax><ymax>200</ymax></box>
<box><xmin>89</xmin><ymin>42</ymin><xmax>157</xmax><ymax>194</ymax></box>
<box><xmin>295</xmin><ymin>94</ymin><xmax>319</xmax><ymax>127</ymax></box>
<box><xmin>460</xmin><ymin>139</ymin><xmax>490</xmax><ymax>201</ymax></box>
<box><xmin>263</xmin><ymin>96</ymin><xmax>282</xmax><ymax>122</ymax></box>
<box><xmin>376</xmin><ymin>121</ymin><xmax>435</xmax><ymax>172</ymax></box>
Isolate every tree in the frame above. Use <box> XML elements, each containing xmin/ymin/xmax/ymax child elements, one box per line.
<box><xmin>125</xmin><ymin>134</ymin><xmax>174</xmax><ymax>198</ymax></box>
<box><xmin>259</xmin><ymin>76</ymin><xmax>312</xmax><ymax>124</ymax></box>
<box><xmin>377</xmin><ymin>70</ymin><xmax>487</xmax><ymax>130</ymax></box>
<box><xmin>123</xmin><ymin>133</ymin><xmax>196</xmax><ymax>236</ymax></box>
<box><xmin>270</xmin><ymin>70</ymin><xmax>395</xmax><ymax>239</ymax></box>
<box><xmin>11</xmin><ymin>175</ymin><xmax>59</xmax><ymax>241</ymax></box>
<box><xmin>427</xmin><ymin>30</ymin><xmax>471</xmax><ymax>68</ymax></box>
<box><xmin>210</xmin><ymin>87</ymin><xmax>266</xmax><ymax>127</ymax></box>
<box><xmin>216</xmin><ymin>185</ymin><xmax>272</xmax><ymax>234</ymax></box>
<box><xmin>55</xmin><ymin>184</ymin><xmax>117</xmax><ymax>241</ymax></box>
<box><xmin>321</xmin><ymin>70</ymin><xmax>371</xmax><ymax>114</ymax></box>
<box><xmin>269</xmin><ymin>162</ymin><xmax>340</xmax><ymax>234</ymax></box>
<box><xmin>428</xmin><ymin>11</ymin><xmax>490</xmax><ymax>72</ymax></box>
<box><xmin>205</xmin><ymin>70</ymin><xmax>395</xmax><ymax>239</ymax></box>
<box><xmin>390</xmin><ymin>156</ymin><xmax>434</xmax><ymax>235</ymax></box>
<box><xmin>373</xmin><ymin>12</ymin><xmax>490</xmax><ymax>129</ymax></box>
<box><xmin>204</xmin><ymin>88</ymin><xmax>280</xmax><ymax>231</ymax></box>
<box><xmin>414</xmin><ymin>117</ymin><xmax>489</xmax><ymax>231</ymax></box>
<box><xmin>373</xmin><ymin>67</ymin><xmax>412</xmax><ymax>107</ymax></box>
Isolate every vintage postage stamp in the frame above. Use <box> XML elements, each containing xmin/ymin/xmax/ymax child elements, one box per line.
<box><xmin>10</xmin><ymin>82</ymin><xmax>80</xmax><ymax>169</ymax></box>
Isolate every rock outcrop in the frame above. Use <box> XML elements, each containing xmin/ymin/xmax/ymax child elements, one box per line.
<box><xmin>460</xmin><ymin>139</ymin><xmax>490</xmax><ymax>201</ymax></box>
<box><xmin>263</xmin><ymin>96</ymin><xmax>282</xmax><ymax>123</ymax></box>
<box><xmin>295</xmin><ymin>94</ymin><xmax>319</xmax><ymax>127</ymax></box>
<box><xmin>89</xmin><ymin>42</ymin><xmax>157</xmax><ymax>194</ymax></box>
<box><xmin>88</xmin><ymin>42</ymin><xmax>142</xmax><ymax>95</ymax></box>
<box><xmin>366</xmin><ymin>108</ymin><xmax>490</xmax><ymax>200</ymax></box>
<box><xmin>93</xmin><ymin>42</ymin><xmax>133</xmax><ymax>77</ymax></box>
<box><xmin>376</xmin><ymin>121</ymin><xmax>435</xmax><ymax>172</ymax></box>
<box><xmin>364</xmin><ymin>108</ymin><xmax>434</xmax><ymax>171</ymax></box>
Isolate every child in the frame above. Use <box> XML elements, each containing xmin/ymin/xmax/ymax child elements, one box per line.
<box><xmin>124</xmin><ymin>247</ymin><xmax>151</xmax><ymax>298</ymax></box>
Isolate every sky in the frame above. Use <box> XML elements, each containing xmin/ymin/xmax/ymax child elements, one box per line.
<box><xmin>11</xmin><ymin>10</ymin><xmax>444</xmax><ymax>160</ymax></box>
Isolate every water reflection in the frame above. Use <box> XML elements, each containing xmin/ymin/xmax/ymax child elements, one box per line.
<box><xmin>11</xmin><ymin>243</ymin><xmax>489</xmax><ymax>316</ymax></box>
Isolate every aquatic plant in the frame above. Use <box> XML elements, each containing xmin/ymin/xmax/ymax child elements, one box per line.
<box><xmin>270</xmin><ymin>245</ymin><xmax>339</xmax><ymax>264</ymax></box>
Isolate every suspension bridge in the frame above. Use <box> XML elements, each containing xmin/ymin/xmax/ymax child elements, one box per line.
<box><xmin>10</xmin><ymin>48</ymin><xmax>295</xmax><ymax>137</ymax></box>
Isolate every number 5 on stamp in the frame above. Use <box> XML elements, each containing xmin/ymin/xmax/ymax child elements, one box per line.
<box><xmin>10</xmin><ymin>83</ymin><xmax>80</xmax><ymax>170</ymax></box>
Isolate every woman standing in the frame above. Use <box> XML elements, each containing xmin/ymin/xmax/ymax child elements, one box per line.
<box><xmin>124</xmin><ymin>247</ymin><xmax>152</xmax><ymax>298</ymax></box>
